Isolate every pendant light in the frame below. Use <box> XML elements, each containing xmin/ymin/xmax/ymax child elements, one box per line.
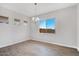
<box><xmin>32</xmin><ymin>3</ymin><xmax>40</xmax><ymax>22</ymax></box>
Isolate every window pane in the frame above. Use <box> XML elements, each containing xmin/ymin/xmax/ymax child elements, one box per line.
<box><xmin>39</xmin><ymin>20</ymin><xmax>46</xmax><ymax>29</ymax></box>
<box><xmin>46</xmin><ymin>18</ymin><xmax>56</xmax><ymax>29</ymax></box>
<box><xmin>39</xmin><ymin>18</ymin><xmax>56</xmax><ymax>33</ymax></box>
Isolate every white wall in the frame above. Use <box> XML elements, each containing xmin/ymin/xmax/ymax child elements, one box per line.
<box><xmin>31</xmin><ymin>5</ymin><xmax>77</xmax><ymax>48</ymax></box>
<box><xmin>77</xmin><ymin>4</ymin><xmax>79</xmax><ymax>51</ymax></box>
<box><xmin>0</xmin><ymin>7</ymin><xmax>30</xmax><ymax>48</ymax></box>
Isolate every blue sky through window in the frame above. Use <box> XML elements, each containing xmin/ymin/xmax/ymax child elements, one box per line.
<box><xmin>39</xmin><ymin>18</ymin><xmax>56</xmax><ymax>29</ymax></box>
<box><xmin>46</xmin><ymin>18</ymin><xmax>56</xmax><ymax>29</ymax></box>
<box><xmin>39</xmin><ymin>19</ymin><xmax>46</xmax><ymax>29</ymax></box>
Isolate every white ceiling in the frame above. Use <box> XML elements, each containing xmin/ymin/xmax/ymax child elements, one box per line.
<box><xmin>0</xmin><ymin>3</ymin><xmax>77</xmax><ymax>17</ymax></box>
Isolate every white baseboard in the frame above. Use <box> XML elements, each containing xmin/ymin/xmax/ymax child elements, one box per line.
<box><xmin>0</xmin><ymin>38</ymin><xmax>77</xmax><ymax>51</ymax></box>
<box><xmin>31</xmin><ymin>39</ymin><xmax>77</xmax><ymax>49</ymax></box>
<box><xmin>0</xmin><ymin>37</ymin><xmax>30</xmax><ymax>48</ymax></box>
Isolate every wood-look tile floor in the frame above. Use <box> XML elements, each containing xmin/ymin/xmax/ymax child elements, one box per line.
<box><xmin>0</xmin><ymin>40</ymin><xmax>79</xmax><ymax>56</ymax></box>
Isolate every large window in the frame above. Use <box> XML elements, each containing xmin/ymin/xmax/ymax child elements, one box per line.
<box><xmin>39</xmin><ymin>18</ymin><xmax>56</xmax><ymax>33</ymax></box>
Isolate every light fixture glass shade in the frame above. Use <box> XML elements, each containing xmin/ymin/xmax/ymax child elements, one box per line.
<box><xmin>32</xmin><ymin>17</ymin><xmax>40</xmax><ymax>22</ymax></box>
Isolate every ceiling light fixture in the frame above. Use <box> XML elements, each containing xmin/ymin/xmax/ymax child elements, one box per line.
<box><xmin>32</xmin><ymin>3</ymin><xmax>40</xmax><ymax>22</ymax></box>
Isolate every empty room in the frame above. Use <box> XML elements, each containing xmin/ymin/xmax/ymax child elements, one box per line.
<box><xmin>0</xmin><ymin>3</ymin><xmax>79</xmax><ymax>56</ymax></box>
